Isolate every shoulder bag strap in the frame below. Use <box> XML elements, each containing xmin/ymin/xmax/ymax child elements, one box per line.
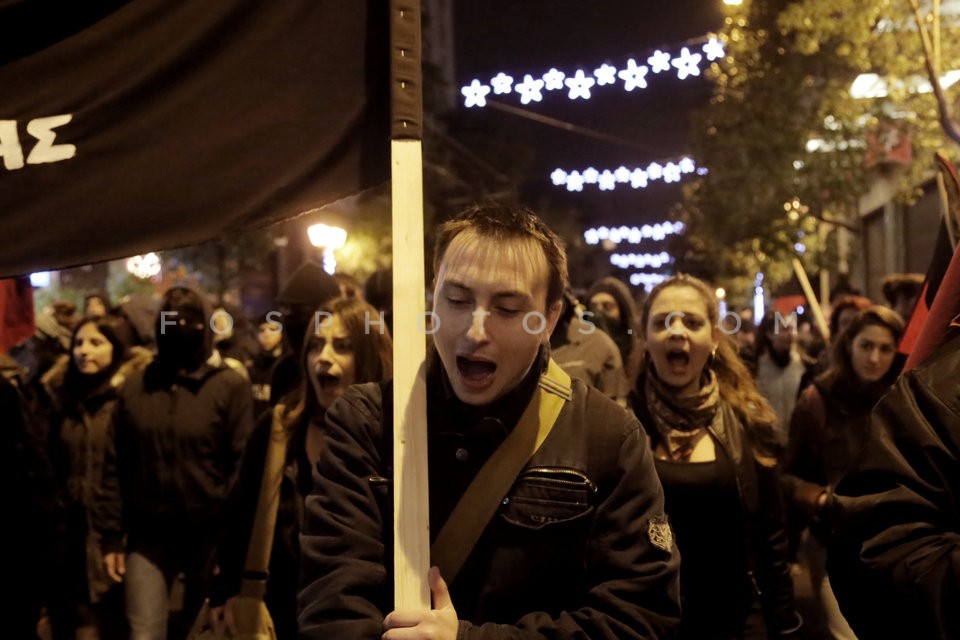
<box><xmin>430</xmin><ymin>359</ymin><xmax>572</xmax><ymax>584</ymax></box>
<box><xmin>239</xmin><ymin>403</ymin><xmax>289</xmax><ymax>599</ymax></box>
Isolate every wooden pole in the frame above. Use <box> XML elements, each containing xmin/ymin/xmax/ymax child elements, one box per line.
<box><xmin>792</xmin><ymin>257</ymin><xmax>829</xmax><ymax>342</ymax></box>
<box><xmin>390</xmin><ymin>0</ymin><xmax>430</xmax><ymax>610</ymax></box>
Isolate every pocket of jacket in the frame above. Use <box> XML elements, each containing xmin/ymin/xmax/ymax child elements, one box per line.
<box><xmin>500</xmin><ymin>467</ymin><xmax>596</xmax><ymax>530</ymax></box>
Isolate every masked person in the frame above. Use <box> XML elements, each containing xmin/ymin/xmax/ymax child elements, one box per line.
<box><xmin>93</xmin><ymin>287</ymin><xmax>255</xmax><ymax>640</ymax></box>
<box><xmin>298</xmin><ymin>203</ymin><xmax>680</xmax><ymax>639</ymax></box>
<box><xmin>586</xmin><ymin>276</ymin><xmax>642</xmax><ymax>386</ymax></box>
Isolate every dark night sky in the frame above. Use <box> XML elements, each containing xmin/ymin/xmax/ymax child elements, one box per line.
<box><xmin>451</xmin><ymin>1</ymin><xmax>726</xmax><ymax>228</ymax></box>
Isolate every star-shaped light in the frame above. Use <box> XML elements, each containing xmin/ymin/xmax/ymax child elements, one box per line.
<box><xmin>614</xmin><ymin>166</ymin><xmax>631</xmax><ymax>183</ymax></box>
<box><xmin>662</xmin><ymin>162</ymin><xmax>682</xmax><ymax>183</ymax></box>
<box><xmin>630</xmin><ymin>168</ymin><xmax>648</xmax><ymax>189</ymax></box>
<box><xmin>565</xmin><ymin>69</ymin><xmax>596</xmax><ymax>99</ymax></box>
<box><xmin>542</xmin><ymin>68</ymin><xmax>566</xmax><ymax>91</ymax></box>
<box><xmin>618</xmin><ymin>58</ymin><xmax>649</xmax><ymax>91</ymax></box>
<box><xmin>672</xmin><ymin>47</ymin><xmax>703</xmax><ymax>80</ymax></box>
<box><xmin>490</xmin><ymin>72</ymin><xmax>514</xmax><ymax>95</ymax></box>
<box><xmin>647</xmin><ymin>50</ymin><xmax>672</xmax><ymax>74</ymax></box>
<box><xmin>461</xmin><ymin>79</ymin><xmax>491</xmax><ymax>108</ymax></box>
<box><xmin>550</xmin><ymin>168</ymin><xmax>567</xmax><ymax>186</ymax></box>
<box><xmin>703</xmin><ymin>37</ymin><xmax>725</xmax><ymax>61</ymax></box>
<box><xmin>515</xmin><ymin>74</ymin><xmax>545</xmax><ymax>104</ymax></box>
<box><xmin>696</xmin><ymin>166</ymin><xmax>709</xmax><ymax>176</ymax></box>
<box><xmin>598</xmin><ymin>170</ymin><xmax>616</xmax><ymax>191</ymax></box>
<box><xmin>594</xmin><ymin>63</ymin><xmax>618</xmax><ymax>86</ymax></box>
<box><xmin>679</xmin><ymin>157</ymin><xmax>696</xmax><ymax>173</ymax></box>
<box><xmin>583</xmin><ymin>167</ymin><xmax>600</xmax><ymax>184</ymax></box>
<box><xmin>647</xmin><ymin>162</ymin><xmax>663</xmax><ymax>181</ymax></box>
<box><xmin>584</xmin><ymin>229</ymin><xmax>600</xmax><ymax>245</ymax></box>
<box><xmin>566</xmin><ymin>171</ymin><xmax>584</xmax><ymax>192</ymax></box>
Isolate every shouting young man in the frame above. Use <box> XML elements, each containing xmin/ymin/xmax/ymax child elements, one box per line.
<box><xmin>298</xmin><ymin>203</ymin><xmax>680</xmax><ymax>639</ymax></box>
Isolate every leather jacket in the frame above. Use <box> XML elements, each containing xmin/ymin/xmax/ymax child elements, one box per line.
<box><xmin>298</xmin><ymin>351</ymin><xmax>681</xmax><ymax>639</ymax></box>
<box><xmin>632</xmin><ymin>381</ymin><xmax>801</xmax><ymax>637</ymax></box>
<box><xmin>828</xmin><ymin>333</ymin><xmax>960</xmax><ymax>639</ymax></box>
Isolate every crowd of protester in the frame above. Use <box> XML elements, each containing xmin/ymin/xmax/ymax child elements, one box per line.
<box><xmin>2</xmin><ymin>205</ymin><xmax>952</xmax><ymax>640</ymax></box>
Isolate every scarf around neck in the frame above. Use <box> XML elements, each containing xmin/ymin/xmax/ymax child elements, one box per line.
<box><xmin>645</xmin><ymin>368</ymin><xmax>721</xmax><ymax>461</ymax></box>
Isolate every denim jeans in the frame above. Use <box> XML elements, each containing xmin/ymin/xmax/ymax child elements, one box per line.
<box><xmin>124</xmin><ymin>552</ymin><xmax>170</xmax><ymax>640</ymax></box>
<box><xmin>124</xmin><ymin>550</ymin><xmax>211</xmax><ymax>640</ymax></box>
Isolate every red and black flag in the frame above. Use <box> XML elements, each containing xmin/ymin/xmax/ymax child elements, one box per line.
<box><xmin>0</xmin><ymin>0</ymin><xmax>389</xmax><ymax>276</ymax></box>
<box><xmin>900</xmin><ymin>152</ymin><xmax>960</xmax><ymax>371</ymax></box>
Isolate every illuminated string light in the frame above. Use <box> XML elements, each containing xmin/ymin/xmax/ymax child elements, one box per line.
<box><xmin>584</xmin><ymin>222</ymin><xmax>685</xmax><ymax>246</ymax></box>
<box><xmin>459</xmin><ymin>37</ymin><xmax>724</xmax><ymax>107</ymax></box>
<box><xmin>630</xmin><ymin>272</ymin><xmax>668</xmax><ymax>291</ymax></box>
<box><xmin>611</xmin><ymin>252</ymin><xmax>673</xmax><ymax>269</ymax></box>
<box><xmin>554</xmin><ymin>158</ymin><xmax>701</xmax><ymax>192</ymax></box>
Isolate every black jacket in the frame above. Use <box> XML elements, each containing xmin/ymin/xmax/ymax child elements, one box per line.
<box><xmin>298</xmin><ymin>352</ymin><xmax>681</xmax><ymax>639</ymax></box>
<box><xmin>632</xmin><ymin>385</ymin><xmax>800</xmax><ymax>637</ymax></box>
<box><xmin>828</xmin><ymin>333</ymin><xmax>960</xmax><ymax>640</ymax></box>
<box><xmin>93</xmin><ymin>358</ymin><xmax>255</xmax><ymax>554</ymax></box>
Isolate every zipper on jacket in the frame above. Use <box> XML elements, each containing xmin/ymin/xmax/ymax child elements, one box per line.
<box><xmin>522</xmin><ymin>467</ymin><xmax>597</xmax><ymax>493</ymax></box>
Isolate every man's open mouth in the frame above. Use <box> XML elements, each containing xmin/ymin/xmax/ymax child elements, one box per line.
<box><xmin>457</xmin><ymin>355</ymin><xmax>496</xmax><ymax>383</ymax></box>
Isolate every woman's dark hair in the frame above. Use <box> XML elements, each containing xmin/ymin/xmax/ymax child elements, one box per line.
<box><xmin>62</xmin><ymin>314</ymin><xmax>131</xmax><ymax>403</ymax></box>
<box><xmin>284</xmin><ymin>296</ymin><xmax>393</xmax><ymax>428</ymax></box>
<box><xmin>640</xmin><ymin>274</ymin><xmax>781</xmax><ymax>459</ymax></box>
<box><xmin>823</xmin><ymin>305</ymin><xmax>905</xmax><ymax>387</ymax></box>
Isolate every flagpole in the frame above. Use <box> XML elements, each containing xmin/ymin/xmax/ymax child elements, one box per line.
<box><xmin>792</xmin><ymin>257</ymin><xmax>830</xmax><ymax>343</ymax></box>
<box><xmin>390</xmin><ymin>0</ymin><xmax>430</xmax><ymax>610</ymax></box>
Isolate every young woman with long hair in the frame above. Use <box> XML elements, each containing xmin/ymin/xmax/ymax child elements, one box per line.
<box><xmin>210</xmin><ymin>295</ymin><xmax>392</xmax><ymax>640</ymax></box>
<box><xmin>630</xmin><ymin>274</ymin><xmax>800</xmax><ymax>639</ymax></box>
<box><xmin>44</xmin><ymin>314</ymin><xmax>150</xmax><ymax>640</ymax></box>
<box><xmin>784</xmin><ymin>305</ymin><xmax>904</xmax><ymax>640</ymax></box>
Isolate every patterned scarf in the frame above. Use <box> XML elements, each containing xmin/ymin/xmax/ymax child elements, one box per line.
<box><xmin>645</xmin><ymin>369</ymin><xmax>721</xmax><ymax>461</ymax></box>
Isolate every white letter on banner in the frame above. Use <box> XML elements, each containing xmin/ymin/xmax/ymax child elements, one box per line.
<box><xmin>0</xmin><ymin>120</ymin><xmax>25</xmax><ymax>170</ymax></box>
<box><xmin>26</xmin><ymin>114</ymin><xmax>76</xmax><ymax>165</ymax></box>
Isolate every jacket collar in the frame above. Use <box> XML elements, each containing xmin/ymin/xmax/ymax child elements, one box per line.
<box><xmin>427</xmin><ymin>345</ymin><xmax>548</xmax><ymax>436</ymax></box>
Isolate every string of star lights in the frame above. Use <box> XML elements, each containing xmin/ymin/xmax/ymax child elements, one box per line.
<box><xmin>611</xmin><ymin>252</ymin><xmax>673</xmax><ymax>269</ymax></box>
<box><xmin>584</xmin><ymin>222</ymin><xmax>684</xmax><ymax>246</ymax></box>
<box><xmin>554</xmin><ymin>158</ymin><xmax>705</xmax><ymax>192</ymax></box>
<box><xmin>629</xmin><ymin>272</ymin><xmax>668</xmax><ymax>291</ymax></box>
<box><xmin>460</xmin><ymin>36</ymin><xmax>725</xmax><ymax>108</ymax></box>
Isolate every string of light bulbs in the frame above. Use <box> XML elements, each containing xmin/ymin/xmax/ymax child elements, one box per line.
<box><xmin>460</xmin><ymin>37</ymin><xmax>725</xmax><ymax>108</ymax></box>
<box><xmin>554</xmin><ymin>158</ymin><xmax>704</xmax><ymax>192</ymax></box>
<box><xmin>584</xmin><ymin>222</ymin><xmax>685</xmax><ymax>246</ymax></box>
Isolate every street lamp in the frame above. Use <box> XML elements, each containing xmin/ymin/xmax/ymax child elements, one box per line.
<box><xmin>307</xmin><ymin>223</ymin><xmax>347</xmax><ymax>275</ymax></box>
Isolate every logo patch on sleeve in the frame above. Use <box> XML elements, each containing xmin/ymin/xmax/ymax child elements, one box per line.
<box><xmin>647</xmin><ymin>515</ymin><xmax>674</xmax><ymax>553</ymax></box>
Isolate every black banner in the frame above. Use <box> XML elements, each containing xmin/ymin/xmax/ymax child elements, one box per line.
<box><xmin>0</xmin><ymin>0</ymin><xmax>389</xmax><ymax>276</ymax></box>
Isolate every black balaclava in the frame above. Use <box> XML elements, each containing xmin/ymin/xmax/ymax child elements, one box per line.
<box><xmin>155</xmin><ymin>287</ymin><xmax>212</xmax><ymax>373</ymax></box>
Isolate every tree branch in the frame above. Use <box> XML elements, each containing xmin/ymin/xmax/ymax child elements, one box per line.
<box><xmin>908</xmin><ymin>0</ymin><xmax>960</xmax><ymax>145</ymax></box>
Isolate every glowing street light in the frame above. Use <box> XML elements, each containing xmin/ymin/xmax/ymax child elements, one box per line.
<box><xmin>126</xmin><ymin>253</ymin><xmax>162</xmax><ymax>279</ymax></box>
<box><xmin>307</xmin><ymin>223</ymin><xmax>347</xmax><ymax>274</ymax></box>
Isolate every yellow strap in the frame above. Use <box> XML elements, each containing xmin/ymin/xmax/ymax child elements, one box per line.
<box><xmin>430</xmin><ymin>359</ymin><xmax>572</xmax><ymax>584</ymax></box>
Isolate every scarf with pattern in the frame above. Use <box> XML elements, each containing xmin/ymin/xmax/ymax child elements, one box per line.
<box><xmin>645</xmin><ymin>368</ymin><xmax>721</xmax><ymax>461</ymax></box>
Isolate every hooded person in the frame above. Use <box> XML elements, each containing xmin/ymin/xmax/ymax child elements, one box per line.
<box><xmin>586</xmin><ymin>276</ymin><xmax>643</xmax><ymax>385</ymax></box>
<box><xmin>269</xmin><ymin>261</ymin><xmax>341</xmax><ymax>405</ymax></box>
<box><xmin>92</xmin><ymin>286</ymin><xmax>255</xmax><ymax>640</ymax></box>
